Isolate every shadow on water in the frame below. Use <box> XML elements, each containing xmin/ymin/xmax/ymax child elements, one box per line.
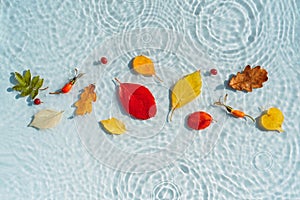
<box><xmin>93</xmin><ymin>60</ymin><xmax>101</xmax><ymax>66</ymax></box>
<box><xmin>167</xmin><ymin>88</ymin><xmax>173</xmax><ymax>123</ymax></box>
<box><xmin>8</xmin><ymin>72</ymin><xmax>18</xmax><ymax>85</ymax></box>
<box><xmin>27</xmin><ymin>115</ymin><xmax>39</xmax><ymax>130</ymax></box>
<box><xmin>8</xmin><ymin>72</ymin><xmax>17</xmax><ymax>93</ymax></box>
<box><xmin>127</xmin><ymin>57</ymin><xmax>134</xmax><ymax>71</ymax></box>
<box><xmin>203</xmin><ymin>71</ymin><xmax>211</xmax><ymax>77</ymax></box>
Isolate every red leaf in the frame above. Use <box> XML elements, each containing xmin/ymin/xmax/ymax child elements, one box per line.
<box><xmin>115</xmin><ymin>78</ymin><xmax>157</xmax><ymax>120</ymax></box>
<box><xmin>187</xmin><ymin>111</ymin><xmax>212</xmax><ymax>130</ymax></box>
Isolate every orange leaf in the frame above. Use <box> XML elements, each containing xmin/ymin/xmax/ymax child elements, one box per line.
<box><xmin>228</xmin><ymin>65</ymin><xmax>268</xmax><ymax>92</ymax></box>
<box><xmin>74</xmin><ymin>84</ymin><xmax>97</xmax><ymax>115</ymax></box>
<box><xmin>132</xmin><ymin>55</ymin><xmax>163</xmax><ymax>82</ymax></box>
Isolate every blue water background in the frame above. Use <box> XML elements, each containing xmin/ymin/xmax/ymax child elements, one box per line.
<box><xmin>1</xmin><ymin>0</ymin><xmax>300</xmax><ymax>199</ymax></box>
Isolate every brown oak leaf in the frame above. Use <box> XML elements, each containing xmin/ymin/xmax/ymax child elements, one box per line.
<box><xmin>228</xmin><ymin>65</ymin><xmax>268</xmax><ymax>92</ymax></box>
<box><xmin>74</xmin><ymin>84</ymin><xmax>97</xmax><ymax>115</ymax></box>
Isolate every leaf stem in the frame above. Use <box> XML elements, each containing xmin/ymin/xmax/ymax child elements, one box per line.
<box><xmin>245</xmin><ymin>114</ymin><xmax>255</xmax><ymax>122</ymax></box>
<box><xmin>168</xmin><ymin>108</ymin><xmax>175</xmax><ymax>122</ymax></box>
<box><xmin>39</xmin><ymin>86</ymin><xmax>49</xmax><ymax>91</ymax></box>
<box><xmin>155</xmin><ymin>74</ymin><xmax>163</xmax><ymax>82</ymax></box>
<box><xmin>49</xmin><ymin>91</ymin><xmax>61</xmax><ymax>94</ymax></box>
<box><xmin>114</xmin><ymin>78</ymin><xmax>121</xmax><ymax>84</ymax></box>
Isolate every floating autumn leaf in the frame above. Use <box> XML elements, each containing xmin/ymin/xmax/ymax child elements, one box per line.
<box><xmin>187</xmin><ymin>111</ymin><xmax>213</xmax><ymax>130</ymax></box>
<box><xmin>228</xmin><ymin>65</ymin><xmax>268</xmax><ymax>92</ymax></box>
<box><xmin>132</xmin><ymin>55</ymin><xmax>163</xmax><ymax>82</ymax></box>
<box><xmin>29</xmin><ymin>109</ymin><xmax>64</xmax><ymax>129</ymax></box>
<box><xmin>74</xmin><ymin>84</ymin><xmax>97</xmax><ymax>115</ymax></box>
<box><xmin>115</xmin><ymin>78</ymin><xmax>157</xmax><ymax>120</ymax></box>
<box><xmin>100</xmin><ymin>117</ymin><xmax>126</xmax><ymax>135</ymax></box>
<box><xmin>169</xmin><ymin>70</ymin><xmax>202</xmax><ymax>121</ymax></box>
<box><xmin>259</xmin><ymin>107</ymin><xmax>284</xmax><ymax>132</ymax></box>
<box><xmin>12</xmin><ymin>69</ymin><xmax>47</xmax><ymax>99</ymax></box>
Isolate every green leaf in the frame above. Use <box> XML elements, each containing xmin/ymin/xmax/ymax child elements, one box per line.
<box><xmin>30</xmin><ymin>89</ymin><xmax>39</xmax><ymax>99</ymax></box>
<box><xmin>31</xmin><ymin>76</ymin><xmax>39</xmax><ymax>87</ymax></box>
<box><xmin>20</xmin><ymin>87</ymin><xmax>33</xmax><ymax>97</ymax></box>
<box><xmin>24</xmin><ymin>70</ymin><xmax>31</xmax><ymax>85</ymax></box>
<box><xmin>15</xmin><ymin>72</ymin><xmax>26</xmax><ymax>86</ymax></box>
<box><xmin>12</xmin><ymin>85</ymin><xmax>25</xmax><ymax>91</ymax></box>
<box><xmin>12</xmin><ymin>69</ymin><xmax>46</xmax><ymax>100</ymax></box>
<box><xmin>35</xmin><ymin>78</ymin><xmax>44</xmax><ymax>89</ymax></box>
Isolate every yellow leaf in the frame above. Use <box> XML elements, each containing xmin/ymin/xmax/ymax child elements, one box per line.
<box><xmin>29</xmin><ymin>109</ymin><xmax>64</xmax><ymax>129</ymax></box>
<box><xmin>74</xmin><ymin>84</ymin><xmax>97</xmax><ymax>115</ymax></box>
<box><xmin>169</xmin><ymin>70</ymin><xmax>202</xmax><ymax>121</ymax></box>
<box><xmin>100</xmin><ymin>117</ymin><xmax>126</xmax><ymax>135</ymax></box>
<box><xmin>259</xmin><ymin>107</ymin><xmax>284</xmax><ymax>132</ymax></box>
<box><xmin>132</xmin><ymin>55</ymin><xmax>162</xmax><ymax>82</ymax></box>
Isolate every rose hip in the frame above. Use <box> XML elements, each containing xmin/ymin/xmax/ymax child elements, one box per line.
<box><xmin>100</xmin><ymin>57</ymin><xmax>108</xmax><ymax>64</ymax></box>
<box><xmin>210</xmin><ymin>68</ymin><xmax>218</xmax><ymax>75</ymax></box>
<box><xmin>34</xmin><ymin>98</ymin><xmax>42</xmax><ymax>105</ymax></box>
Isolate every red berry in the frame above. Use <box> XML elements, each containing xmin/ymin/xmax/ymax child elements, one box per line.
<box><xmin>100</xmin><ymin>57</ymin><xmax>108</xmax><ymax>64</ymax></box>
<box><xmin>34</xmin><ymin>98</ymin><xmax>42</xmax><ymax>105</ymax></box>
<box><xmin>210</xmin><ymin>68</ymin><xmax>218</xmax><ymax>75</ymax></box>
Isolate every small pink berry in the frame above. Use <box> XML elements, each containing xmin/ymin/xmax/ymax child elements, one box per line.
<box><xmin>100</xmin><ymin>57</ymin><xmax>108</xmax><ymax>64</ymax></box>
<box><xmin>34</xmin><ymin>98</ymin><xmax>42</xmax><ymax>105</ymax></box>
<box><xmin>210</xmin><ymin>68</ymin><xmax>218</xmax><ymax>75</ymax></box>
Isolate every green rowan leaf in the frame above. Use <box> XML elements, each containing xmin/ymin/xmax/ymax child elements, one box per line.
<box><xmin>20</xmin><ymin>87</ymin><xmax>33</xmax><ymax>97</ymax></box>
<box><xmin>12</xmin><ymin>69</ymin><xmax>46</xmax><ymax>100</ymax></box>
<box><xmin>30</xmin><ymin>89</ymin><xmax>39</xmax><ymax>99</ymax></box>
<box><xmin>35</xmin><ymin>78</ymin><xmax>44</xmax><ymax>89</ymax></box>
<box><xmin>12</xmin><ymin>85</ymin><xmax>25</xmax><ymax>91</ymax></box>
<box><xmin>24</xmin><ymin>70</ymin><xmax>31</xmax><ymax>85</ymax></box>
<box><xmin>31</xmin><ymin>76</ymin><xmax>39</xmax><ymax>87</ymax></box>
<box><xmin>15</xmin><ymin>72</ymin><xmax>26</xmax><ymax>86</ymax></box>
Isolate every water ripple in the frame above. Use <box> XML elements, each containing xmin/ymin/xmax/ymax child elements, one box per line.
<box><xmin>118</xmin><ymin>2</ymin><xmax>185</xmax><ymax>35</ymax></box>
<box><xmin>175</xmin><ymin>0</ymin><xmax>205</xmax><ymax>16</ymax></box>
<box><xmin>109</xmin><ymin>159</ymin><xmax>212</xmax><ymax>199</ymax></box>
<box><xmin>193</xmin><ymin>1</ymin><xmax>293</xmax><ymax>66</ymax></box>
<box><xmin>1</xmin><ymin>0</ymin><xmax>105</xmax><ymax>68</ymax></box>
<box><xmin>89</xmin><ymin>0</ymin><xmax>158</xmax><ymax>35</ymax></box>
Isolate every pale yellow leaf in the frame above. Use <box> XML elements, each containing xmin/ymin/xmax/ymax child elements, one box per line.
<box><xmin>29</xmin><ymin>109</ymin><xmax>64</xmax><ymax>129</ymax></box>
<box><xmin>170</xmin><ymin>70</ymin><xmax>202</xmax><ymax>121</ymax></box>
<box><xmin>100</xmin><ymin>117</ymin><xmax>126</xmax><ymax>135</ymax></box>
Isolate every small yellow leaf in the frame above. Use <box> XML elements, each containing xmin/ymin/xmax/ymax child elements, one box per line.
<box><xmin>170</xmin><ymin>70</ymin><xmax>202</xmax><ymax>121</ymax></box>
<box><xmin>74</xmin><ymin>84</ymin><xmax>97</xmax><ymax>115</ymax></box>
<box><xmin>100</xmin><ymin>117</ymin><xmax>126</xmax><ymax>135</ymax></box>
<box><xmin>132</xmin><ymin>55</ymin><xmax>162</xmax><ymax>81</ymax></box>
<box><xmin>259</xmin><ymin>107</ymin><xmax>284</xmax><ymax>132</ymax></box>
<box><xmin>29</xmin><ymin>109</ymin><xmax>64</xmax><ymax>129</ymax></box>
